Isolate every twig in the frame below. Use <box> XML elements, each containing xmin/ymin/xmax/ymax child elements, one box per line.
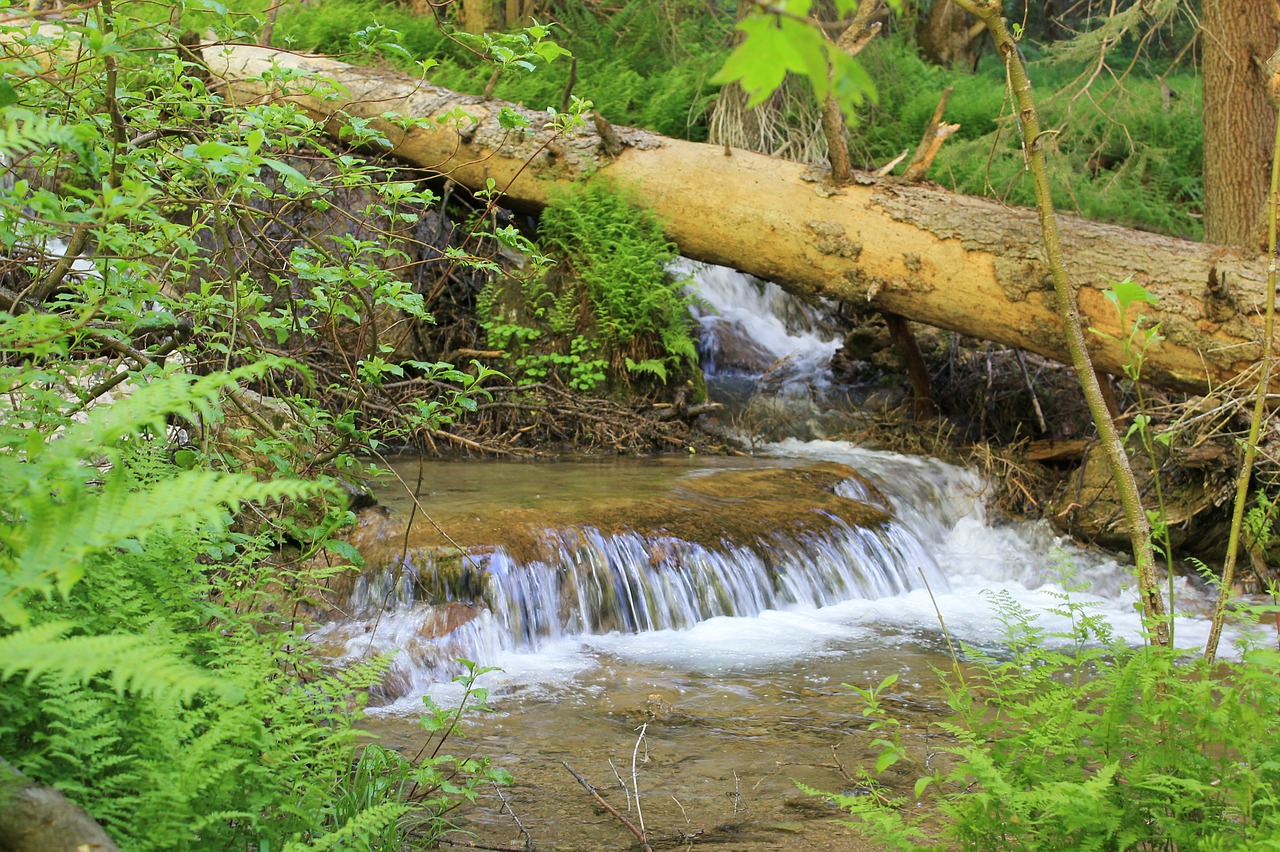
<box><xmin>491</xmin><ymin>779</ymin><xmax>536</xmax><ymax>851</ymax></box>
<box><xmin>631</xmin><ymin>723</ymin><xmax>649</xmax><ymax>843</ymax></box>
<box><xmin>438</xmin><ymin>838</ymin><xmax>541</xmax><ymax>852</ymax></box>
<box><xmin>873</xmin><ymin>149</ymin><xmax>909</xmax><ymax>176</ymax></box>
<box><xmin>561</xmin><ymin>761</ymin><xmax>653</xmax><ymax>852</ymax></box>
<box><xmin>918</xmin><ymin>565</ymin><xmax>961</xmax><ymax>679</ymax></box>
<box><xmin>1014</xmin><ymin>349</ymin><xmax>1048</xmax><ymax>435</ymax></box>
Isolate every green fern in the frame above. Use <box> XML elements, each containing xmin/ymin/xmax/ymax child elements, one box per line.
<box><xmin>0</xmin><ymin>622</ymin><xmax>232</xmax><ymax>700</ymax></box>
<box><xmin>0</xmin><ymin>108</ymin><xmax>85</xmax><ymax>157</ymax></box>
<box><xmin>286</xmin><ymin>800</ymin><xmax>410</xmax><ymax>851</ymax></box>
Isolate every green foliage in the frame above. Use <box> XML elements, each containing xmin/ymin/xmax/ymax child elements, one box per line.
<box><xmin>851</xmin><ymin>39</ymin><xmax>1204</xmax><ymax>239</ymax></box>
<box><xmin>716</xmin><ymin>0</ymin><xmax>901</xmax><ymax>120</ymax></box>
<box><xmin>0</xmin><ymin>2</ymin><xmax>510</xmax><ymax>846</ymax></box>
<box><xmin>274</xmin><ymin>0</ymin><xmax>1203</xmax><ymax>237</ymax></box>
<box><xmin>478</xmin><ymin>183</ymin><xmax>699</xmax><ymax>394</ymax></box>
<box><xmin>275</xmin><ymin>0</ymin><xmax>727</xmax><ymax>139</ymax></box>
<box><xmin>818</xmin><ymin>591</ymin><xmax>1280</xmax><ymax>850</ymax></box>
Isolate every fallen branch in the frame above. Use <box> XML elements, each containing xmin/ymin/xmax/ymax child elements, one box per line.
<box><xmin>561</xmin><ymin>761</ymin><xmax>653</xmax><ymax>852</ymax></box>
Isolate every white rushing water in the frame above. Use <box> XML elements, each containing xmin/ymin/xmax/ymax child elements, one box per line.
<box><xmin>684</xmin><ymin>259</ymin><xmax>842</xmax><ymax>382</ymax></box>
<box><xmin>320</xmin><ymin>436</ymin><xmax>1223</xmax><ymax>715</ymax></box>
<box><xmin>317</xmin><ymin>264</ymin><xmax>1232</xmax><ymax>714</ymax></box>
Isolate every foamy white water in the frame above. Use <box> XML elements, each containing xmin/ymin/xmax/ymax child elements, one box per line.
<box><xmin>318</xmin><ymin>266</ymin><xmax>1240</xmax><ymax>714</ymax></box>
<box><xmin>684</xmin><ymin>259</ymin><xmax>841</xmax><ymax>381</ymax></box>
<box><xmin>327</xmin><ymin>437</ymin><xmax>1228</xmax><ymax>715</ymax></box>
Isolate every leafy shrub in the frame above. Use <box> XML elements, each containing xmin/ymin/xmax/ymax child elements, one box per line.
<box><xmin>816</xmin><ymin>590</ymin><xmax>1280</xmax><ymax>850</ymax></box>
<box><xmin>479</xmin><ymin>182</ymin><xmax>700</xmax><ymax>395</ymax></box>
<box><xmin>0</xmin><ymin>4</ymin><xmax>507</xmax><ymax>846</ymax></box>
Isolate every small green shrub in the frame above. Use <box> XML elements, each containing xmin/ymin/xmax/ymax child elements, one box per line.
<box><xmin>478</xmin><ymin>182</ymin><xmax>700</xmax><ymax>395</ymax></box>
<box><xmin>816</xmin><ymin>590</ymin><xmax>1280</xmax><ymax>850</ymax></box>
<box><xmin>0</xmin><ymin>4</ymin><xmax>509</xmax><ymax>846</ymax></box>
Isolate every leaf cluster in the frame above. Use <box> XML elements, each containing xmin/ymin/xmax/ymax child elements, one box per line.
<box><xmin>478</xmin><ymin>182</ymin><xmax>700</xmax><ymax>395</ymax></box>
<box><xmin>0</xmin><ymin>3</ymin><xmax>511</xmax><ymax>846</ymax></box>
<box><xmin>823</xmin><ymin>589</ymin><xmax>1280</xmax><ymax>850</ymax></box>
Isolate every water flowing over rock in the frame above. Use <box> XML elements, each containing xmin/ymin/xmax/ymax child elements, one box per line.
<box><xmin>315</xmin><ymin>462</ymin><xmax>949</xmax><ymax>699</ymax></box>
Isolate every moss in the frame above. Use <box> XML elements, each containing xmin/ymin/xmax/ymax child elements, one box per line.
<box><xmin>348</xmin><ymin>462</ymin><xmax>891</xmax><ymax>592</ymax></box>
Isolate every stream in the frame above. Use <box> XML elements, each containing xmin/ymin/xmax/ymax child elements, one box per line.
<box><xmin>318</xmin><ymin>262</ymin><xmax>1222</xmax><ymax>851</ymax></box>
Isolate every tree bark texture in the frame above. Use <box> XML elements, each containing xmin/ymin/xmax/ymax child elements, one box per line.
<box><xmin>1202</xmin><ymin>0</ymin><xmax>1280</xmax><ymax>247</ymax></box>
<box><xmin>0</xmin><ymin>760</ymin><xmax>119</xmax><ymax>852</ymax></box>
<box><xmin>198</xmin><ymin>44</ymin><xmax>1274</xmax><ymax>396</ymax></box>
<box><xmin>917</xmin><ymin>0</ymin><xmax>982</xmax><ymax>70</ymax></box>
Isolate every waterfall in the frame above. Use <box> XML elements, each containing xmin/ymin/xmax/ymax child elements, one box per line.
<box><xmin>314</xmin><ymin>466</ymin><xmax>956</xmax><ymax>699</ymax></box>
<box><xmin>313</xmin><ymin>265</ymin><xmax>1223</xmax><ymax>712</ymax></box>
<box><xmin>683</xmin><ymin>259</ymin><xmax>841</xmax><ymax>384</ymax></box>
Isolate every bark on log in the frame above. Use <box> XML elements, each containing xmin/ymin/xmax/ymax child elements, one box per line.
<box><xmin>195</xmin><ymin>44</ymin><xmax>1274</xmax><ymax>395</ymax></box>
<box><xmin>0</xmin><ymin>759</ymin><xmax>119</xmax><ymax>852</ymax></box>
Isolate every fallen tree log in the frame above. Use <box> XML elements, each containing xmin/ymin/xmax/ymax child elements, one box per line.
<box><xmin>202</xmin><ymin>46</ymin><xmax>1280</xmax><ymax>394</ymax></box>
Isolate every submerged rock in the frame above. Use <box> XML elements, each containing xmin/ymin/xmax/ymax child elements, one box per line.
<box><xmin>347</xmin><ymin>461</ymin><xmax>890</xmax><ymax>569</ymax></box>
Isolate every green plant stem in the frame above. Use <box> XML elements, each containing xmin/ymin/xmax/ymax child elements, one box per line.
<box><xmin>953</xmin><ymin>0</ymin><xmax>1168</xmax><ymax>645</ymax></box>
<box><xmin>1205</xmin><ymin>108</ymin><xmax>1280</xmax><ymax>664</ymax></box>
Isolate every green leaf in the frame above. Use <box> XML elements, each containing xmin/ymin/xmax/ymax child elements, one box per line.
<box><xmin>715</xmin><ymin>15</ymin><xmax>826</xmax><ymax>107</ymax></box>
<box><xmin>1105</xmin><ymin>278</ymin><xmax>1158</xmax><ymax>313</ymax></box>
<box><xmin>193</xmin><ymin>140</ymin><xmax>238</xmax><ymax>159</ymax></box>
<box><xmin>323</xmin><ymin>538</ymin><xmax>365</xmax><ymax>567</ymax></box>
<box><xmin>875</xmin><ymin>749</ymin><xmax>901</xmax><ymax>774</ymax></box>
<box><xmin>498</xmin><ymin>107</ymin><xmax>530</xmax><ymax>130</ymax></box>
<box><xmin>535</xmin><ymin>41</ymin><xmax>572</xmax><ymax>63</ymax></box>
<box><xmin>0</xmin><ymin>78</ymin><xmax>17</xmax><ymax>109</ymax></box>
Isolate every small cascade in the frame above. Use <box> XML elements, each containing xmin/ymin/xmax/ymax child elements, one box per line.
<box><xmin>314</xmin><ymin>462</ymin><xmax>959</xmax><ymax>700</ymax></box>
<box><xmin>684</xmin><ymin>260</ymin><xmax>842</xmax><ymax>383</ymax></box>
<box><xmin>310</xmin><ymin>262</ymin><xmax>1202</xmax><ymax>715</ymax></box>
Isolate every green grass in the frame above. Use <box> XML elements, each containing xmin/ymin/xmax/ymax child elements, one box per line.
<box><xmin>269</xmin><ymin>0</ymin><xmax>729</xmax><ymax>140</ymax></box>
<box><xmin>853</xmin><ymin>40</ymin><xmax>1204</xmax><ymax>239</ymax></box>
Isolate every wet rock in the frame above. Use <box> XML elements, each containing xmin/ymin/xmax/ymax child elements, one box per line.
<box><xmin>416</xmin><ymin>602</ymin><xmax>482</xmax><ymax>639</ymax></box>
<box><xmin>644</xmin><ymin>693</ymin><xmax>674</xmax><ymax>721</ymax></box>
<box><xmin>348</xmin><ymin>462</ymin><xmax>892</xmax><ymax>567</ymax></box>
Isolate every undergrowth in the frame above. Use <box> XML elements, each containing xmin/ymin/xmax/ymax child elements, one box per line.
<box><xmin>814</xmin><ymin>589</ymin><xmax>1280</xmax><ymax>850</ymax></box>
<box><xmin>477</xmin><ymin>182</ymin><xmax>701</xmax><ymax>395</ymax></box>
<box><xmin>852</xmin><ymin>39</ymin><xmax>1204</xmax><ymax>239</ymax></box>
<box><xmin>272</xmin><ymin>0</ymin><xmax>728</xmax><ymax>140</ymax></box>
<box><xmin>1</xmin><ymin>1</ymin><xmax>513</xmax><ymax>846</ymax></box>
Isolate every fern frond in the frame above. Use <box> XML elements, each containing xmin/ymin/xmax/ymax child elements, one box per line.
<box><xmin>284</xmin><ymin>801</ymin><xmax>409</xmax><ymax>851</ymax></box>
<box><xmin>0</xmin><ymin>108</ymin><xmax>85</xmax><ymax>158</ymax></box>
<box><xmin>5</xmin><ymin>470</ymin><xmax>323</xmax><ymax>611</ymax></box>
<box><xmin>49</xmin><ymin>364</ymin><xmax>283</xmax><ymax>463</ymax></box>
<box><xmin>0</xmin><ymin>622</ymin><xmax>234</xmax><ymax>700</ymax></box>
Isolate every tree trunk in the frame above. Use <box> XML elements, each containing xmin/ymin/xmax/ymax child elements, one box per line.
<box><xmin>202</xmin><ymin>44</ymin><xmax>1275</xmax><ymax>397</ymax></box>
<box><xmin>460</xmin><ymin>0</ymin><xmax>501</xmax><ymax>34</ymax></box>
<box><xmin>1202</xmin><ymin>0</ymin><xmax>1280</xmax><ymax>247</ymax></box>
<box><xmin>917</xmin><ymin>0</ymin><xmax>982</xmax><ymax>69</ymax></box>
